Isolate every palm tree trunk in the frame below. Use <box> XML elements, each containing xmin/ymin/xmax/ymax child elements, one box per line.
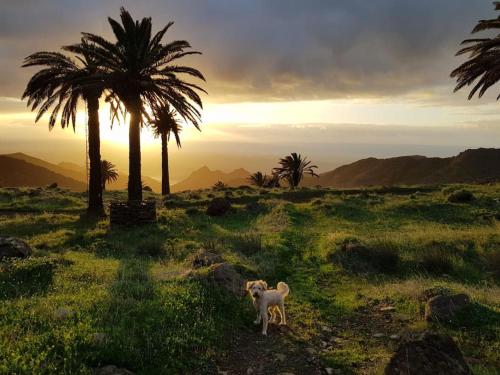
<box><xmin>128</xmin><ymin>100</ymin><xmax>142</xmax><ymax>202</ymax></box>
<box><xmin>86</xmin><ymin>95</ymin><xmax>104</xmax><ymax>215</ymax></box>
<box><xmin>161</xmin><ymin>132</ymin><xmax>170</xmax><ymax>195</ymax></box>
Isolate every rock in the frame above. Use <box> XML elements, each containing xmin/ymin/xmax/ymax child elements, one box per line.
<box><xmin>373</xmin><ymin>333</ymin><xmax>384</xmax><ymax>338</ymax></box>
<box><xmin>0</xmin><ymin>237</ymin><xmax>32</xmax><ymax>260</ymax></box>
<box><xmin>380</xmin><ymin>306</ymin><xmax>396</xmax><ymax>312</ymax></box>
<box><xmin>207</xmin><ymin>262</ymin><xmax>245</xmax><ymax>296</ymax></box>
<box><xmin>425</xmin><ymin>294</ymin><xmax>470</xmax><ymax>322</ymax></box>
<box><xmin>420</xmin><ymin>287</ymin><xmax>452</xmax><ymax>302</ymax></box>
<box><xmin>206</xmin><ymin>198</ymin><xmax>232</xmax><ymax>216</ymax></box>
<box><xmin>389</xmin><ymin>334</ymin><xmax>400</xmax><ymax>340</ymax></box>
<box><xmin>53</xmin><ymin>307</ymin><xmax>74</xmax><ymax>320</ymax></box>
<box><xmin>275</xmin><ymin>353</ymin><xmax>286</xmax><ymax>362</ymax></box>
<box><xmin>384</xmin><ymin>332</ymin><xmax>473</xmax><ymax>375</ymax></box>
<box><xmin>192</xmin><ymin>249</ymin><xmax>223</xmax><ymax>269</ymax></box>
<box><xmin>325</xmin><ymin>368</ymin><xmax>334</xmax><ymax>375</ymax></box>
<box><xmin>91</xmin><ymin>332</ymin><xmax>108</xmax><ymax>345</ymax></box>
<box><xmin>95</xmin><ymin>365</ymin><xmax>135</xmax><ymax>375</ymax></box>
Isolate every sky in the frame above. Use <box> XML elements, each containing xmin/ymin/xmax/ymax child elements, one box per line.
<box><xmin>0</xmin><ymin>0</ymin><xmax>499</xmax><ymax>181</ymax></box>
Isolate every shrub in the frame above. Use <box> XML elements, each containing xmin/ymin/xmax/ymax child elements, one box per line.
<box><xmin>206</xmin><ymin>198</ymin><xmax>232</xmax><ymax>217</ymax></box>
<box><xmin>447</xmin><ymin>189</ymin><xmax>474</xmax><ymax>203</ymax></box>
<box><xmin>418</xmin><ymin>248</ymin><xmax>454</xmax><ymax>274</ymax></box>
<box><xmin>483</xmin><ymin>251</ymin><xmax>500</xmax><ymax>279</ymax></box>
<box><xmin>185</xmin><ymin>207</ymin><xmax>201</xmax><ymax>216</ymax></box>
<box><xmin>229</xmin><ymin>231</ymin><xmax>262</xmax><ymax>256</ymax></box>
<box><xmin>330</xmin><ymin>241</ymin><xmax>400</xmax><ymax>273</ymax></box>
<box><xmin>138</xmin><ymin>238</ymin><xmax>166</xmax><ymax>258</ymax></box>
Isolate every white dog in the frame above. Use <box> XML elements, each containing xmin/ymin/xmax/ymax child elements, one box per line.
<box><xmin>246</xmin><ymin>280</ymin><xmax>290</xmax><ymax>335</ymax></box>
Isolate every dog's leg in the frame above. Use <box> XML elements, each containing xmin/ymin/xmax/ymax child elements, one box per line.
<box><xmin>269</xmin><ymin>306</ymin><xmax>276</xmax><ymax>323</ymax></box>
<box><xmin>254</xmin><ymin>310</ymin><xmax>261</xmax><ymax>325</ymax></box>
<box><xmin>261</xmin><ymin>304</ymin><xmax>269</xmax><ymax>335</ymax></box>
<box><xmin>278</xmin><ymin>301</ymin><xmax>287</xmax><ymax>325</ymax></box>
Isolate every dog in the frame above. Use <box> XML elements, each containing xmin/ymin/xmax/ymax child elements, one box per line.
<box><xmin>246</xmin><ymin>280</ymin><xmax>290</xmax><ymax>335</ymax></box>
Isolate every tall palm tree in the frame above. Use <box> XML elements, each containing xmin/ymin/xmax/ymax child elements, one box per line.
<box><xmin>150</xmin><ymin>105</ymin><xmax>184</xmax><ymax>195</ymax></box>
<box><xmin>249</xmin><ymin>171</ymin><xmax>267</xmax><ymax>187</ymax></box>
<box><xmin>22</xmin><ymin>42</ymin><xmax>105</xmax><ymax>215</ymax></box>
<box><xmin>273</xmin><ymin>153</ymin><xmax>318</xmax><ymax>189</ymax></box>
<box><xmin>451</xmin><ymin>2</ymin><xmax>500</xmax><ymax>99</ymax></box>
<box><xmin>75</xmin><ymin>7</ymin><xmax>205</xmax><ymax>202</ymax></box>
<box><xmin>101</xmin><ymin>160</ymin><xmax>119</xmax><ymax>190</ymax></box>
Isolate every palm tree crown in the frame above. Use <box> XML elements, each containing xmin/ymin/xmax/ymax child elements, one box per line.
<box><xmin>151</xmin><ymin>105</ymin><xmax>183</xmax><ymax>147</ymax></box>
<box><xmin>451</xmin><ymin>1</ymin><xmax>500</xmax><ymax>99</ymax></box>
<box><xmin>273</xmin><ymin>153</ymin><xmax>318</xmax><ymax>189</ymax></box>
<box><xmin>249</xmin><ymin>172</ymin><xmax>267</xmax><ymax>187</ymax></box>
<box><xmin>101</xmin><ymin>160</ymin><xmax>119</xmax><ymax>190</ymax></box>
<box><xmin>70</xmin><ymin>7</ymin><xmax>205</xmax><ymax>201</ymax></box>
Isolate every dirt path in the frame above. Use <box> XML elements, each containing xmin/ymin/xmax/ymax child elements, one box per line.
<box><xmin>216</xmin><ymin>322</ymin><xmax>324</xmax><ymax>375</ymax></box>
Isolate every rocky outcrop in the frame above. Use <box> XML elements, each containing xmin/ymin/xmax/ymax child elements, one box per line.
<box><xmin>425</xmin><ymin>294</ymin><xmax>470</xmax><ymax>322</ymax></box>
<box><xmin>192</xmin><ymin>249</ymin><xmax>223</xmax><ymax>269</ymax></box>
<box><xmin>0</xmin><ymin>237</ymin><xmax>32</xmax><ymax>259</ymax></box>
<box><xmin>385</xmin><ymin>332</ymin><xmax>473</xmax><ymax>375</ymax></box>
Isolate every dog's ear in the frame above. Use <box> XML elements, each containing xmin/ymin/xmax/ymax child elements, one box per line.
<box><xmin>261</xmin><ymin>280</ymin><xmax>268</xmax><ymax>290</ymax></box>
<box><xmin>246</xmin><ymin>281</ymin><xmax>254</xmax><ymax>290</ymax></box>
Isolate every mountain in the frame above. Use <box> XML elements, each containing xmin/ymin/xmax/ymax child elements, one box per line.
<box><xmin>171</xmin><ymin>166</ymin><xmax>251</xmax><ymax>192</ymax></box>
<box><xmin>0</xmin><ymin>155</ymin><xmax>86</xmax><ymax>191</ymax></box>
<box><xmin>2</xmin><ymin>153</ymin><xmax>161</xmax><ymax>192</ymax></box>
<box><xmin>315</xmin><ymin>148</ymin><xmax>500</xmax><ymax>188</ymax></box>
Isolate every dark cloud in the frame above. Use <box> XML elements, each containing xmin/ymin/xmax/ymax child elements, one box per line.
<box><xmin>0</xmin><ymin>0</ymin><xmax>493</xmax><ymax>101</ymax></box>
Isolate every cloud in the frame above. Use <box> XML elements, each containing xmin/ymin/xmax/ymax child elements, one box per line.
<box><xmin>0</xmin><ymin>0</ymin><xmax>494</xmax><ymax>102</ymax></box>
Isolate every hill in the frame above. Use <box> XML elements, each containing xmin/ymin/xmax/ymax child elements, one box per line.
<box><xmin>171</xmin><ymin>166</ymin><xmax>250</xmax><ymax>192</ymax></box>
<box><xmin>0</xmin><ymin>155</ymin><xmax>86</xmax><ymax>191</ymax></box>
<box><xmin>2</xmin><ymin>153</ymin><xmax>161</xmax><ymax>192</ymax></box>
<box><xmin>315</xmin><ymin>148</ymin><xmax>500</xmax><ymax>188</ymax></box>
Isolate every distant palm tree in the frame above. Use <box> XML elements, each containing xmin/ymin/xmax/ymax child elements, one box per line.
<box><xmin>213</xmin><ymin>181</ymin><xmax>227</xmax><ymax>190</ymax></box>
<box><xmin>76</xmin><ymin>7</ymin><xmax>205</xmax><ymax>202</ymax></box>
<box><xmin>151</xmin><ymin>104</ymin><xmax>196</xmax><ymax>196</ymax></box>
<box><xmin>451</xmin><ymin>2</ymin><xmax>500</xmax><ymax>99</ymax></box>
<box><xmin>273</xmin><ymin>153</ymin><xmax>318</xmax><ymax>189</ymax></box>
<box><xmin>249</xmin><ymin>171</ymin><xmax>267</xmax><ymax>187</ymax></box>
<box><xmin>264</xmin><ymin>173</ymin><xmax>281</xmax><ymax>188</ymax></box>
<box><xmin>101</xmin><ymin>160</ymin><xmax>119</xmax><ymax>191</ymax></box>
<box><xmin>22</xmin><ymin>42</ymin><xmax>105</xmax><ymax>215</ymax></box>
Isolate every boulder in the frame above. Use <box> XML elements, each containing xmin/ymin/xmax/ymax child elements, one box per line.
<box><xmin>206</xmin><ymin>198</ymin><xmax>232</xmax><ymax>216</ymax></box>
<box><xmin>385</xmin><ymin>332</ymin><xmax>473</xmax><ymax>375</ymax></box>
<box><xmin>207</xmin><ymin>262</ymin><xmax>245</xmax><ymax>296</ymax></box>
<box><xmin>0</xmin><ymin>237</ymin><xmax>32</xmax><ymax>260</ymax></box>
<box><xmin>192</xmin><ymin>249</ymin><xmax>223</xmax><ymax>269</ymax></box>
<box><xmin>425</xmin><ymin>294</ymin><xmax>470</xmax><ymax>322</ymax></box>
<box><xmin>94</xmin><ymin>365</ymin><xmax>135</xmax><ymax>375</ymax></box>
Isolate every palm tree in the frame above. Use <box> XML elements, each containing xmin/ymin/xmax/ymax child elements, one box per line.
<box><xmin>264</xmin><ymin>173</ymin><xmax>281</xmax><ymax>188</ymax></box>
<box><xmin>451</xmin><ymin>2</ymin><xmax>500</xmax><ymax>99</ymax></box>
<box><xmin>273</xmin><ymin>153</ymin><xmax>318</xmax><ymax>189</ymax></box>
<box><xmin>22</xmin><ymin>42</ymin><xmax>105</xmax><ymax>215</ymax></box>
<box><xmin>151</xmin><ymin>105</ymin><xmax>192</xmax><ymax>196</ymax></box>
<box><xmin>249</xmin><ymin>171</ymin><xmax>267</xmax><ymax>187</ymax></box>
<box><xmin>101</xmin><ymin>160</ymin><xmax>119</xmax><ymax>190</ymax></box>
<box><xmin>76</xmin><ymin>7</ymin><xmax>205</xmax><ymax>202</ymax></box>
<box><xmin>213</xmin><ymin>181</ymin><xmax>227</xmax><ymax>190</ymax></box>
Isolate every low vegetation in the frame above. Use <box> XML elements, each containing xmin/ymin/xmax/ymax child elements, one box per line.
<box><xmin>0</xmin><ymin>183</ymin><xmax>499</xmax><ymax>374</ymax></box>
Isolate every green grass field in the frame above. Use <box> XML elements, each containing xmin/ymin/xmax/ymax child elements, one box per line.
<box><xmin>0</xmin><ymin>184</ymin><xmax>499</xmax><ymax>374</ymax></box>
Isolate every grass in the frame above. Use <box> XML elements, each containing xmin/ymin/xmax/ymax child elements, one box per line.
<box><xmin>0</xmin><ymin>183</ymin><xmax>499</xmax><ymax>374</ymax></box>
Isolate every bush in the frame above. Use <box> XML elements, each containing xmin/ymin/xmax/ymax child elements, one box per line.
<box><xmin>137</xmin><ymin>238</ymin><xmax>166</xmax><ymax>258</ymax></box>
<box><xmin>229</xmin><ymin>231</ymin><xmax>262</xmax><ymax>256</ymax></box>
<box><xmin>185</xmin><ymin>207</ymin><xmax>201</xmax><ymax>216</ymax></box>
<box><xmin>330</xmin><ymin>241</ymin><xmax>400</xmax><ymax>273</ymax></box>
<box><xmin>206</xmin><ymin>198</ymin><xmax>232</xmax><ymax>217</ymax></box>
<box><xmin>418</xmin><ymin>248</ymin><xmax>454</xmax><ymax>274</ymax></box>
<box><xmin>447</xmin><ymin>189</ymin><xmax>474</xmax><ymax>203</ymax></box>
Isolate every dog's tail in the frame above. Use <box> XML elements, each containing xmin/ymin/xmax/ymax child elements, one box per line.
<box><xmin>277</xmin><ymin>282</ymin><xmax>289</xmax><ymax>297</ymax></box>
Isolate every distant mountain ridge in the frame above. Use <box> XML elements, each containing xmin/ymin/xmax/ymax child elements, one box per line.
<box><xmin>171</xmin><ymin>166</ymin><xmax>250</xmax><ymax>192</ymax></box>
<box><xmin>313</xmin><ymin>148</ymin><xmax>500</xmax><ymax>188</ymax></box>
<box><xmin>0</xmin><ymin>155</ymin><xmax>86</xmax><ymax>191</ymax></box>
<box><xmin>0</xmin><ymin>153</ymin><xmax>161</xmax><ymax>192</ymax></box>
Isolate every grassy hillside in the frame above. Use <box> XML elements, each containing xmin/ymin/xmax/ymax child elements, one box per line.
<box><xmin>0</xmin><ymin>184</ymin><xmax>499</xmax><ymax>374</ymax></box>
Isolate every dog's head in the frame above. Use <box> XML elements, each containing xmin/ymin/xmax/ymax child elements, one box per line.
<box><xmin>246</xmin><ymin>280</ymin><xmax>268</xmax><ymax>299</ymax></box>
